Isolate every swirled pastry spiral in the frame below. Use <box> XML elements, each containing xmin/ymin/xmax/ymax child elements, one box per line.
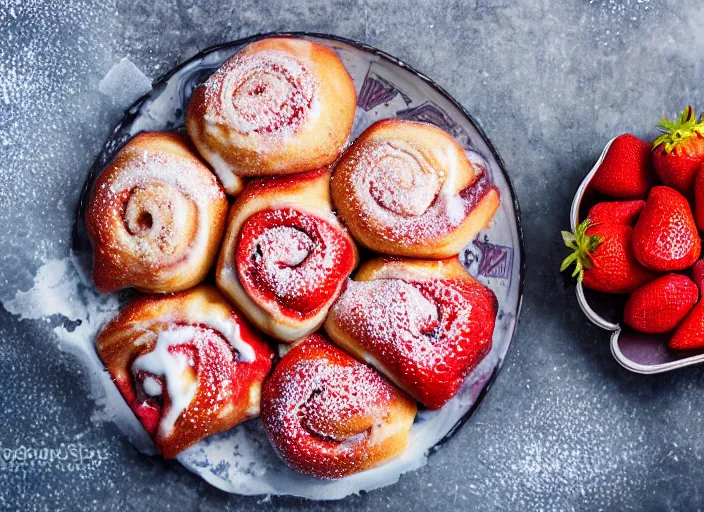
<box><xmin>186</xmin><ymin>37</ymin><xmax>357</xmax><ymax>195</ymax></box>
<box><xmin>331</xmin><ymin>119</ymin><xmax>500</xmax><ymax>258</ymax></box>
<box><xmin>325</xmin><ymin>257</ymin><xmax>497</xmax><ymax>409</ymax></box>
<box><xmin>260</xmin><ymin>334</ymin><xmax>416</xmax><ymax>479</ymax></box>
<box><xmin>216</xmin><ymin>168</ymin><xmax>358</xmax><ymax>342</ymax></box>
<box><xmin>85</xmin><ymin>132</ymin><xmax>228</xmax><ymax>293</ymax></box>
<box><xmin>96</xmin><ymin>286</ymin><xmax>274</xmax><ymax>458</ymax></box>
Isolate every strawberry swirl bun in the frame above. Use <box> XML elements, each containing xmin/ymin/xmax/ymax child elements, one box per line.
<box><xmin>186</xmin><ymin>37</ymin><xmax>357</xmax><ymax>195</ymax></box>
<box><xmin>96</xmin><ymin>286</ymin><xmax>274</xmax><ymax>459</ymax></box>
<box><xmin>260</xmin><ymin>334</ymin><xmax>417</xmax><ymax>479</ymax></box>
<box><xmin>216</xmin><ymin>169</ymin><xmax>358</xmax><ymax>342</ymax></box>
<box><xmin>85</xmin><ymin>132</ymin><xmax>228</xmax><ymax>294</ymax></box>
<box><xmin>331</xmin><ymin>119</ymin><xmax>501</xmax><ymax>258</ymax></box>
<box><xmin>325</xmin><ymin>257</ymin><xmax>497</xmax><ymax>409</ymax></box>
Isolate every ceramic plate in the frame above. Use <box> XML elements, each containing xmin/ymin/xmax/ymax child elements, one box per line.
<box><xmin>72</xmin><ymin>32</ymin><xmax>525</xmax><ymax>499</ymax></box>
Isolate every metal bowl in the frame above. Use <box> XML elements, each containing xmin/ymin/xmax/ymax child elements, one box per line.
<box><xmin>570</xmin><ymin>138</ymin><xmax>704</xmax><ymax>374</ymax></box>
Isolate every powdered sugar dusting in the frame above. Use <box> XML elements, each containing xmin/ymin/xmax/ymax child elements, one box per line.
<box><xmin>89</xmin><ymin>140</ymin><xmax>225</xmax><ymax>281</ymax></box>
<box><xmin>3</xmin><ymin>257</ymin><xmax>508</xmax><ymax>499</ymax></box>
<box><xmin>236</xmin><ymin>208</ymin><xmax>354</xmax><ymax>318</ymax></box>
<box><xmin>472</xmin><ymin>379</ymin><xmax>653</xmax><ymax>510</ymax></box>
<box><xmin>368</xmin><ymin>144</ymin><xmax>440</xmax><ymax>217</ymax></box>
<box><xmin>270</xmin><ymin>358</ymin><xmax>391</xmax><ymax>442</ymax></box>
<box><xmin>329</xmin><ymin>274</ymin><xmax>496</xmax><ymax>408</ymax></box>
<box><xmin>254</xmin><ymin>225</ymin><xmax>318</xmax><ymax>298</ymax></box>
<box><xmin>260</xmin><ymin>337</ymin><xmax>404</xmax><ymax>479</ymax></box>
<box><xmin>98</xmin><ymin>58</ymin><xmax>152</xmax><ymax>109</ymax></box>
<box><xmin>208</xmin><ymin>51</ymin><xmax>317</xmax><ymax>136</ymax></box>
<box><xmin>335</xmin><ymin>279</ymin><xmax>441</xmax><ymax>363</ymax></box>
<box><xmin>94</xmin><ymin>286</ymin><xmax>274</xmax><ymax>459</ymax></box>
<box><xmin>190</xmin><ymin>46</ymin><xmax>321</xmax><ymax>194</ymax></box>
<box><xmin>2</xmin><ymin>33</ymin><xmax>521</xmax><ymax>500</ymax></box>
<box><xmin>3</xmin><ymin>257</ymin><xmax>155</xmax><ymax>454</ymax></box>
<box><xmin>341</xmin><ymin>138</ymin><xmax>493</xmax><ymax>245</ymax></box>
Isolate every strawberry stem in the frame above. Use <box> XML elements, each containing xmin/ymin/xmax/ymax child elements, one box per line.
<box><xmin>653</xmin><ymin>106</ymin><xmax>704</xmax><ymax>153</ymax></box>
<box><xmin>560</xmin><ymin>219</ymin><xmax>603</xmax><ymax>282</ymax></box>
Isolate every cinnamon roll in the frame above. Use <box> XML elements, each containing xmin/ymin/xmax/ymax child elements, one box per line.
<box><xmin>216</xmin><ymin>168</ymin><xmax>358</xmax><ymax>342</ymax></box>
<box><xmin>260</xmin><ymin>334</ymin><xmax>417</xmax><ymax>479</ymax></box>
<box><xmin>325</xmin><ymin>257</ymin><xmax>497</xmax><ymax>409</ymax></box>
<box><xmin>96</xmin><ymin>286</ymin><xmax>274</xmax><ymax>458</ymax></box>
<box><xmin>331</xmin><ymin>119</ymin><xmax>500</xmax><ymax>258</ymax></box>
<box><xmin>85</xmin><ymin>132</ymin><xmax>228</xmax><ymax>293</ymax></box>
<box><xmin>186</xmin><ymin>37</ymin><xmax>357</xmax><ymax>195</ymax></box>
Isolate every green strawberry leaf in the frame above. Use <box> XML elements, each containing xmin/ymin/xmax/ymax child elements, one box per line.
<box><xmin>654</xmin><ymin>105</ymin><xmax>704</xmax><ymax>153</ymax></box>
<box><xmin>560</xmin><ymin>219</ymin><xmax>604</xmax><ymax>283</ymax></box>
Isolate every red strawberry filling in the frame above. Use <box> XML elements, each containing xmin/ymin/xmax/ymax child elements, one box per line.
<box><xmin>113</xmin><ymin>325</ymin><xmax>272</xmax><ymax>450</ymax></box>
<box><xmin>331</xmin><ymin>277</ymin><xmax>497</xmax><ymax>409</ymax></box>
<box><xmin>236</xmin><ymin>208</ymin><xmax>356</xmax><ymax>319</ymax></box>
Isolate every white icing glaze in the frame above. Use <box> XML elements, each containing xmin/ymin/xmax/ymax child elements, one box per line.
<box><xmin>196</xmin><ymin>144</ymin><xmax>241</xmax><ymax>195</ymax></box>
<box><xmin>183</xmin><ymin>300</ymin><xmax>256</xmax><ymax>363</ymax></box>
<box><xmin>142</xmin><ymin>375</ymin><xmax>163</xmax><ymax>397</ymax></box>
<box><xmin>198</xmin><ymin>312</ymin><xmax>255</xmax><ymax>363</ymax></box>
<box><xmin>441</xmin><ymin>145</ymin><xmax>466</xmax><ymax>225</ymax></box>
<box><xmin>131</xmin><ymin>327</ymin><xmax>199</xmax><ymax>438</ymax></box>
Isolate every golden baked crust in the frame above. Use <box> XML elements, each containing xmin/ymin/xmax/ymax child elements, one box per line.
<box><xmin>85</xmin><ymin>132</ymin><xmax>228</xmax><ymax>293</ymax></box>
<box><xmin>331</xmin><ymin>119</ymin><xmax>500</xmax><ymax>258</ymax></box>
<box><xmin>186</xmin><ymin>37</ymin><xmax>357</xmax><ymax>195</ymax></box>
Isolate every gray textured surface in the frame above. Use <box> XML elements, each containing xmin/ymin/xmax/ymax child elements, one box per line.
<box><xmin>2</xmin><ymin>0</ymin><xmax>704</xmax><ymax>510</ymax></box>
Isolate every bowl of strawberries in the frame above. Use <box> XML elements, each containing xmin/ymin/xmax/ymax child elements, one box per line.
<box><xmin>563</xmin><ymin>106</ymin><xmax>704</xmax><ymax>373</ymax></box>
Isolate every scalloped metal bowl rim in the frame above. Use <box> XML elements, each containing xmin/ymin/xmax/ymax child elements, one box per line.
<box><xmin>570</xmin><ymin>137</ymin><xmax>704</xmax><ymax>374</ymax></box>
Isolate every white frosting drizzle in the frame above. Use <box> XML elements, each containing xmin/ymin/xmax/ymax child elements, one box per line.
<box><xmin>195</xmin><ymin>145</ymin><xmax>241</xmax><ymax>195</ymax></box>
<box><xmin>184</xmin><ymin>300</ymin><xmax>256</xmax><ymax>363</ymax></box>
<box><xmin>201</xmin><ymin>313</ymin><xmax>255</xmax><ymax>363</ymax></box>
<box><xmin>131</xmin><ymin>326</ymin><xmax>199</xmax><ymax>438</ymax></box>
<box><xmin>142</xmin><ymin>375</ymin><xmax>163</xmax><ymax>397</ymax></box>
<box><xmin>440</xmin><ymin>145</ymin><xmax>466</xmax><ymax>225</ymax></box>
<box><xmin>127</xmin><ymin>300</ymin><xmax>256</xmax><ymax>438</ymax></box>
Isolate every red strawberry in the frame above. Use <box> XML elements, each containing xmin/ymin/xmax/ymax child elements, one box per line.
<box><xmin>624</xmin><ymin>274</ymin><xmax>698</xmax><ymax>333</ymax></box>
<box><xmin>670</xmin><ymin>302</ymin><xmax>704</xmax><ymax>350</ymax></box>
<box><xmin>561</xmin><ymin>219</ymin><xmax>655</xmax><ymax>294</ymax></box>
<box><xmin>653</xmin><ymin>106</ymin><xmax>704</xmax><ymax>195</ymax></box>
<box><xmin>587</xmin><ymin>200</ymin><xmax>645</xmax><ymax>226</ymax></box>
<box><xmin>693</xmin><ymin>165</ymin><xmax>704</xmax><ymax>230</ymax></box>
<box><xmin>693</xmin><ymin>260</ymin><xmax>704</xmax><ymax>291</ymax></box>
<box><xmin>590</xmin><ymin>134</ymin><xmax>654</xmax><ymax>199</ymax></box>
<box><xmin>632</xmin><ymin>186</ymin><xmax>701</xmax><ymax>271</ymax></box>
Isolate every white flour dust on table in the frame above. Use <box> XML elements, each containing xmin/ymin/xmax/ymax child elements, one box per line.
<box><xmin>2</xmin><ymin>34</ymin><xmax>523</xmax><ymax>499</ymax></box>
